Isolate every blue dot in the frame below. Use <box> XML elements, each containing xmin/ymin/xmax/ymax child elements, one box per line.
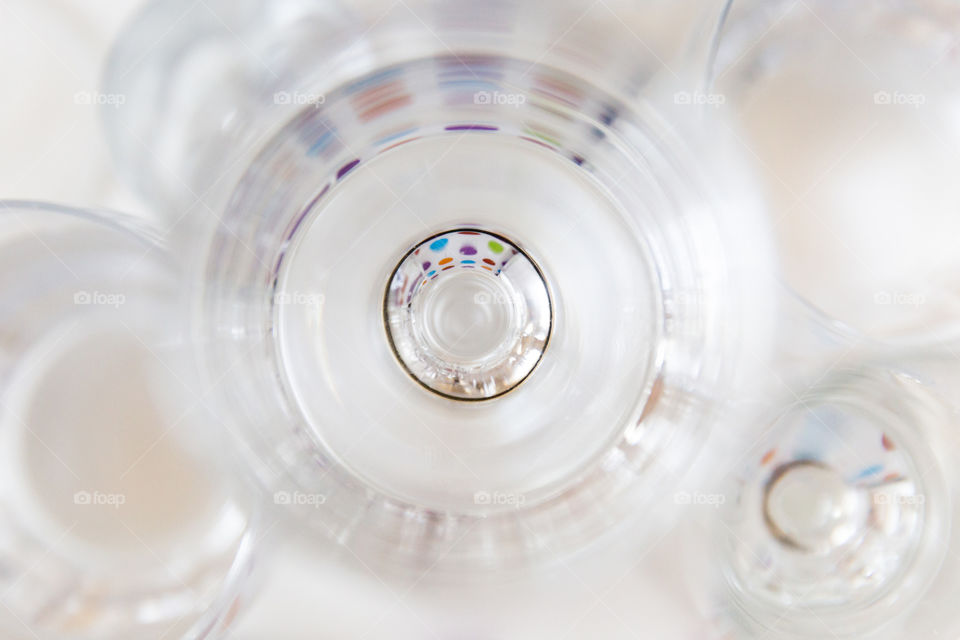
<box><xmin>429</xmin><ymin>238</ymin><xmax>448</xmax><ymax>251</ymax></box>
<box><xmin>853</xmin><ymin>464</ymin><xmax>884</xmax><ymax>481</ymax></box>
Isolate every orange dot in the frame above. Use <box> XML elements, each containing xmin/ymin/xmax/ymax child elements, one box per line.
<box><xmin>438</xmin><ymin>257</ymin><xmax>453</xmax><ymax>265</ymax></box>
<box><xmin>882</xmin><ymin>434</ymin><xmax>895</xmax><ymax>451</ymax></box>
<box><xmin>761</xmin><ymin>449</ymin><xmax>776</xmax><ymax>465</ymax></box>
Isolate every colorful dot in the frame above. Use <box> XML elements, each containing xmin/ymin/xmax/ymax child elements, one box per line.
<box><xmin>336</xmin><ymin>158</ymin><xmax>361</xmax><ymax>180</ymax></box>
<box><xmin>482</xmin><ymin>258</ymin><xmax>495</xmax><ymax>265</ymax></box>
<box><xmin>854</xmin><ymin>464</ymin><xmax>884</xmax><ymax>480</ymax></box>
<box><xmin>460</xmin><ymin>245</ymin><xmax>477</xmax><ymax>255</ymax></box>
<box><xmin>422</xmin><ymin>261</ymin><xmax>431</xmax><ymax>270</ymax></box>
<box><xmin>761</xmin><ymin>449</ymin><xmax>776</xmax><ymax>465</ymax></box>
<box><xmin>488</xmin><ymin>240</ymin><xmax>504</xmax><ymax>253</ymax></box>
<box><xmin>461</xmin><ymin>259</ymin><xmax>476</xmax><ymax>264</ymax></box>
<box><xmin>429</xmin><ymin>238</ymin><xmax>449</xmax><ymax>251</ymax></box>
<box><xmin>882</xmin><ymin>434</ymin><xmax>895</xmax><ymax>451</ymax></box>
<box><xmin>438</xmin><ymin>257</ymin><xmax>453</xmax><ymax>265</ymax></box>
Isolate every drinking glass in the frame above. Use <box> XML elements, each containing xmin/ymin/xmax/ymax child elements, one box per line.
<box><xmin>678</xmin><ymin>291</ymin><xmax>960</xmax><ymax>638</ymax></box>
<box><xmin>712</xmin><ymin>0</ymin><xmax>960</xmax><ymax>343</ymax></box>
<box><xmin>0</xmin><ymin>201</ymin><xmax>258</xmax><ymax>639</ymax></box>
<box><xmin>102</xmin><ymin>0</ymin><xmax>781</xmax><ymax>576</ymax></box>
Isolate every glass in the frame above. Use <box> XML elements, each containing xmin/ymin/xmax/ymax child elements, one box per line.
<box><xmin>102</xmin><ymin>0</ymin><xmax>781</xmax><ymax>575</ymax></box>
<box><xmin>712</xmin><ymin>0</ymin><xmax>960</xmax><ymax>343</ymax></box>
<box><xmin>0</xmin><ymin>201</ymin><xmax>257</xmax><ymax>640</ymax></box>
<box><xmin>687</xmin><ymin>297</ymin><xmax>960</xmax><ymax>638</ymax></box>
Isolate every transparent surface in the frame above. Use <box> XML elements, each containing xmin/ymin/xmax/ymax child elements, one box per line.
<box><xmin>0</xmin><ymin>202</ymin><xmax>256</xmax><ymax>640</ymax></box>
<box><xmin>713</xmin><ymin>0</ymin><xmax>960</xmax><ymax>343</ymax></box>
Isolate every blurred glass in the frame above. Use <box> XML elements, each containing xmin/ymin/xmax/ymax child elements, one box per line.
<box><xmin>0</xmin><ymin>201</ymin><xmax>257</xmax><ymax>640</ymax></box>
<box><xmin>713</xmin><ymin>0</ymin><xmax>960</xmax><ymax>343</ymax></box>
<box><xmin>667</xmin><ymin>285</ymin><xmax>960</xmax><ymax>638</ymax></box>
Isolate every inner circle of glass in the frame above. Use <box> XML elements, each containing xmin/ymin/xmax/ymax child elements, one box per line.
<box><xmin>384</xmin><ymin>229</ymin><xmax>552</xmax><ymax>400</ymax></box>
<box><xmin>762</xmin><ymin>460</ymin><xmax>869</xmax><ymax>554</ymax></box>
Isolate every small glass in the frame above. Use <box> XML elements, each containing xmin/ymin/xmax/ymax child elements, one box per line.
<box><xmin>663</xmin><ymin>283</ymin><xmax>959</xmax><ymax>638</ymax></box>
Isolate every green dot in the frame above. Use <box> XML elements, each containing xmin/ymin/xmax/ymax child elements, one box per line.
<box><xmin>488</xmin><ymin>240</ymin><xmax>504</xmax><ymax>254</ymax></box>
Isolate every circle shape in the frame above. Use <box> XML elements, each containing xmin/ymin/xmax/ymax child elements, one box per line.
<box><xmin>763</xmin><ymin>460</ymin><xmax>869</xmax><ymax>554</ymax></box>
<box><xmin>384</xmin><ymin>229</ymin><xmax>551</xmax><ymax>400</ymax></box>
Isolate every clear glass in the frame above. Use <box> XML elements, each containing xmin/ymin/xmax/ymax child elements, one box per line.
<box><xmin>103</xmin><ymin>0</ymin><xmax>781</xmax><ymax>575</ymax></box>
<box><xmin>712</xmin><ymin>0</ymin><xmax>960</xmax><ymax>343</ymax></box>
<box><xmin>673</xmin><ymin>289</ymin><xmax>960</xmax><ymax>639</ymax></box>
<box><xmin>665</xmin><ymin>2</ymin><xmax>960</xmax><ymax>635</ymax></box>
<box><xmin>0</xmin><ymin>201</ymin><xmax>257</xmax><ymax>640</ymax></box>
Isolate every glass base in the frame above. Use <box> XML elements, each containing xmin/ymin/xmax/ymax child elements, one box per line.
<box><xmin>384</xmin><ymin>228</ymin><xmax>551</xmax><ymax>400</ymax></box>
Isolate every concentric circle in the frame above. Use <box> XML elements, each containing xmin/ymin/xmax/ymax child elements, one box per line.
<box><xmin>763</xmin><ymin>460</ymin><xmax>870</xmax><ymax>554</ymax></box>
<box><xmin>202</xmin><ymin>53</ymin><xmax>776</xmax><ymax>572</ymax></box>
<box><xmin>384</xmin><ymin>229</ymin><xmax>551</xmax><ymax>400</ymax></box>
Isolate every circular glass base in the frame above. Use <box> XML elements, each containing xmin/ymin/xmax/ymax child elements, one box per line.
<box><xmin>384</xmin><ymin>229</ymin><xmax>551</xmax><ymax>400</ymax></box>
<box><xmin>763</xmin><ymin>460</ymin><xmax>870</xmax><ymax>554</ymax></box>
